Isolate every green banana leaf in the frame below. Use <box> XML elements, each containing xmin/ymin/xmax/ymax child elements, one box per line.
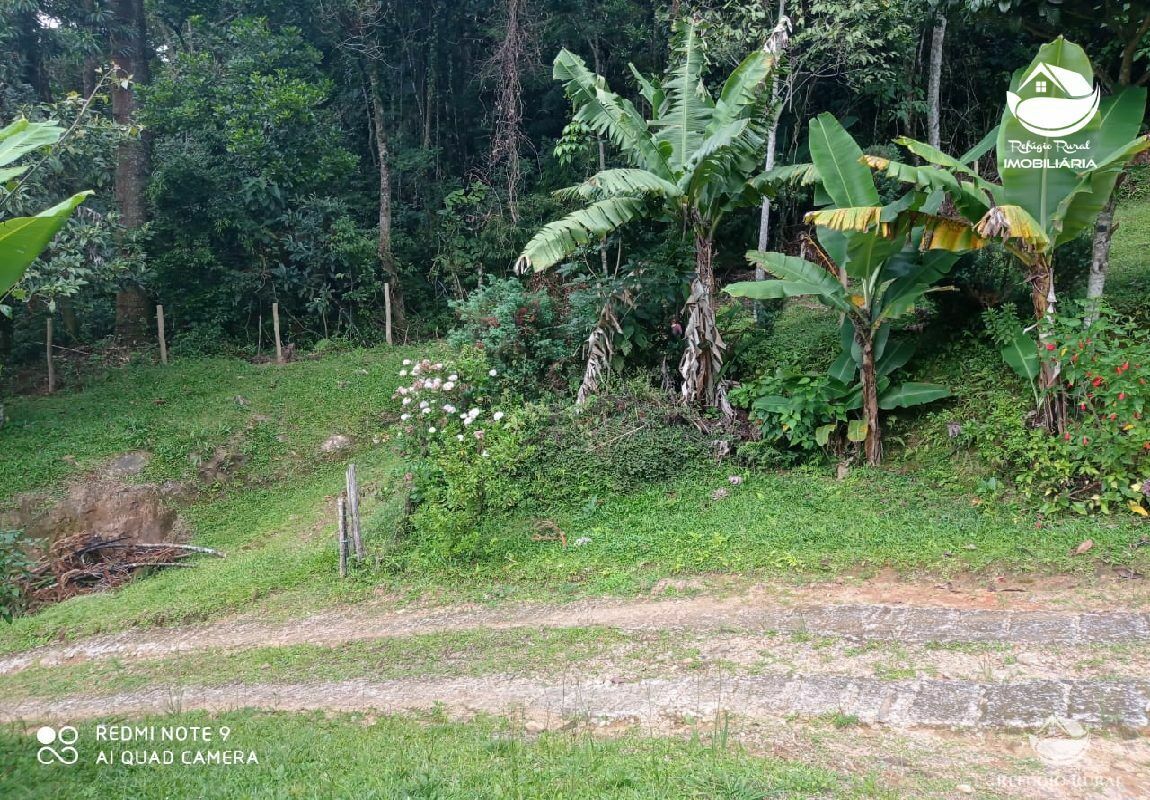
<box><xmin>997</xmin><ymin>38</ymin><xmax>1101</xmax><ymax>240</ymax></box>
<box><xmin>1000</xmin><ymin>325</ymin><xmax>1041</xmax><ymax>404</ymax></box>
<box><xmin>1050</xmin><ymin>85</ymin><xmax>1149</xmax><ymax>245</ymax></box>
<box><xmin>878</xmin><ymin>382</ymin><xmax>950</xmax><ymax>410</ymax></box>
<box><xmin>808</xmin><ymin>113</ymin><xmax>879</xmax><ymax>209</ymax></box>
<box><xmin>0</xmin><ymin>191</ymin><xmax>92</xmax><ymax>296</ymax></box>
<box><xmin>730</xmin><ymin>252</ymin><xmax>852</xmax><ymax>313</ymax></box>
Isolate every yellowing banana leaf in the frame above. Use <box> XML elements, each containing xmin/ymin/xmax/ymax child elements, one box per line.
<box><xmin>913</xmin><ymin>213</ymin><xmax>988</xmax><ymax>252</ymax></box>
<box><xmin>975</xmin><ymin>205</ymin><xmax>1050</xmax><ymax>252</ymax></box>
<box><xmin>805</xmin><ymin>206</ymin><xmax>885</xmax><ymax>235</ymax></box>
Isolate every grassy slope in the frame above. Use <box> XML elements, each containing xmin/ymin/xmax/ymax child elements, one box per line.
<box><xmin>0</xmin><ymin>711</ymin><xmax>899</xmax><ymax>800</ymax></box>
<box><xmin>1</xmin><ymin>346</ymin><xmax>419</xmax><ymax>502</ymax></box>
<box><xmin>0</xmin><ymin>347</ymin><xmax>418</xmax><ymax>652</ymax></box>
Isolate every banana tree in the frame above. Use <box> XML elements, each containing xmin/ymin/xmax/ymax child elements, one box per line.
<box><xmin>516</xmin><ymin>18</ymin><xmax>789</xmax><ymax>412</ymax></box>
<box><xmin>1</xmin><ymin>119</ymin><xmax>92</xmax><ymax>300</ymax></box>
<box><xmin>846</xmin><ymin>37</ymin><xmax>1149</xmax><ymax>430</ymax></box>
<box><xmin>726</xmin><ymin>114</ymin><xmax>958</xmax><ymax>465</ymax></box>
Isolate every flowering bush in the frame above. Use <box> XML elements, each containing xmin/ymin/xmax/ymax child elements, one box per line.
<box><xmin>971</xmin><ymin>305</ymin><xmax>1150</xmax><ymax>515</ymax></box>
<box><xmin>1041</xmin><ymin>307</ymin><xmax>1150</xmax><ymax>515</ymax></box>
<box><xmin>391</xmin><ymin>349</ymin><xmax>530</xmax><ymax>557</ymax></box>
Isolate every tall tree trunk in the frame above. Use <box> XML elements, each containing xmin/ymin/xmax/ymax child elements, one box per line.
<box><xmin>367</xmin><ymin>68</ymin><xmax>407</xmax><ymax>337</ymax></box>
<box><xmin>755</xmin><ymin>5</ymin><xmax>790</xmax><ymax>320</ymax></box>
<box><xmin>46</xmin><ymin>314</ymin><xmax>56</xmax><ymax>395</ymax></box>
<box><xmin>593</xmin><ymin>44</ymin><xmax>610</xmax><ymax>276</ymax></box>
<box><xmin>1085</xmin><ymin>184</ymin><xmax>1121</xmax><ymax>326</ymax></box>
<box><xmin>16</xmin><ymin>10</ymin><xmax>52</xmax><ymax>102</ymax></box>
<box><xmin>858</xmin><ymin>329</ymin><xmax>881</xmax><ymax>466</ymax></box>
<box><xmin>490</xmin><ymin>0</ymin><xmax>525</xmax><ymax>221</ymax></box>
<box><xmin>679</xmin><ymin>232</ymin><xmax>730</xmax><ymax>415</ymax></box>
<box><xmin>927</xmin><ymin>13</ymin><xmax>947</xmax><ymax>150</ymax></box>
<box><xmin>111</xmin><ymin>0</ymin><xmax>152</xmax><ymax>344</ymax></box>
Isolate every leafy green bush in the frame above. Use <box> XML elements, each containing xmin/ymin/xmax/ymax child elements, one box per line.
<box><xmin>730</xmin><ymin>368</ymin><xmax>852</xmax><ymax>454</ymax></box>
<box><xmin>967</xmin><ymin>305</ymin><xmax>1150</xmax><ymax>515</ymax></box>
<box><xmin>0</xmin><ymin>531</ymin><xmax>33</xmax><ymax>623</ymax></box>
<box><xmin>519</xmin><ymin>381</ymin><xmax>714</xmax><ymax>502</ymax></box>
<box><xmin>393</xmin><ymin>349</ymin><xmax>531</xmax><ymax>559</ymax></box>
<box><xmin>448</xmin><ymin>278</ymin><xmax>571</xmax><ymax>393</ymax></box>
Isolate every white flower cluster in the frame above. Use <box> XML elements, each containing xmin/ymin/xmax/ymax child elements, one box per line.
<box><xmin>391</xmin><ymin>357</ymin><xmax>508</xmax><ymax>460</ymax></box>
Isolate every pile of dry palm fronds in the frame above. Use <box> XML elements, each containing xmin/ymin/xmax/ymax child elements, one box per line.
<box><xmin>23</xmin><ymin>533</ymin><xmax>223</xmax><ymax>609</ymax></box>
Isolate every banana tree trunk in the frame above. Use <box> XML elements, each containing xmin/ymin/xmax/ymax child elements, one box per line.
<box><xmin>1028</xmin><ymin>255</ymin><xmax>1065</xmax><ymax>433</ymax></box>
<box><xmin>679</xmin><ymin>232</ymin><xmax>730</xmax><ymax>415</ymax></box>
<box><xmin>859</xmin><ymin>329</ymin><xmax>881</xmax><ymax>466</ymax></box>
<box><xmin>368</xmin><ymin>67</ymin><xmax>407</xmax><ymax>337</ymax></box>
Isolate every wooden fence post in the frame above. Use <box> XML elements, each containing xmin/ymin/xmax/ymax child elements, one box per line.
<box><xmin>337</xmin><ymin>495</ymin><xmax>349</xmax><ymax>578</ymax></box>
<box><xmin>45</xmin><ymin>315</ymin><xmax>55</xmax><ymax>394</ymax></box>
<box><xmin>346</xmin><ymin>464</ymin><xmax>364</xmax><ymax>560</ymax></box>
<box><xmin>384</xmin><ymin>283</ymin><xmax>393</xmax><ymax>346</ymax></box>
<box><xmin>156</xmin><ymin>305</ymin><xmax>168</xmax><ymax>365</ymax></box>
<box><xmin>272</xmin><ymin>301</ymin><xmax>284</xmax><ymax>364</ymax></box>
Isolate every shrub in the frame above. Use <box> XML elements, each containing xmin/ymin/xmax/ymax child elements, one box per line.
<box><xmin>0</xmin><ymin>530</ymin><xmax>33</xmax><ymax>623</ymax></box>
<box><xmin>518</xmin><ymin>381</ymin><xmax>714</xmax><ymax>502</ymax></box>
<box><xmin>730</xmin><ymin>367</ymin><xmax>852</xmax><ymax>455</ymax></box>
<box><xmin>448</xmin><ymin>277</ymin><xmax>571</xmax><ymax>393</ymax></box>
<box><xmin>967</xmin><ymin>305</ymin><xmax>1150</xmax><ymax>515</ymax></box>
<box><xmin>392</xmin><ymin>350</ymin><xmax>531</xmax><ymax>559</ymax></box>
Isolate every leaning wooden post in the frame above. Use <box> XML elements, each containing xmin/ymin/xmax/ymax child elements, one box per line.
<box><xmin>337</xmin><ymin>495</ymin><xmax>349</xmax><ymax>578</ymax></box>
<box><xmin>384</xmin><ymin>283</ymin><xmax>393</xmax><ymax>346</ymax></box>
<box><xmin>272</xmin><ymin>301</ymin><xmax>284</xmax><ymax>364</ymax></box>
<box><xmin>346</xmin><ymin>464</ymin><xmax>364</xmax><ymax>560</ymax></box>
<box><xmin>156</xmin><ymin>305</ymin><xmax>169</xmax><ymax>365</ymax></box>
<box><xmin>45</xmin><ymin>314</ymin><xmax>55</xmax><ymax>394</ymax></box>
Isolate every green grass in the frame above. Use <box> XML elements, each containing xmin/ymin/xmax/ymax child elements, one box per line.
<box><xmin>0</xmin><ymin>344</ymin><xmax>422</xmax><ymax>504</ymax></box>
<box><xmin>382</xmin><ymin>461</ymin><xmax>1150</xmax><ymax>598</ymax></box>
<box><xmin>0</xmin><ymin>449</ymin><xmax>404</xmax><ymax>654</ymax></box>
<box><xmin>0</xmin><ymin>710</ymin><xmax>900</xmax><ymax>800</ymax></box>
<box><xmin>1109</xmin><ymin>196</ymin><xmax>1150</xmax><ymax>306</ymax></box>
<box><xmin>0</xmin><ymin>346</ymin><xmax>423</xmax><ymax>654</ymax></box>
<box><xmin>0</xmin><ymin>626</ymin><xmax>643</xmax><ymax>701</ymax></box>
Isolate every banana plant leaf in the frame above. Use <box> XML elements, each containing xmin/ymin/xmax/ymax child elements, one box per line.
<box><xmin>730</xmin><ymin>252</ymin><xmax>851</xmax><ymax>313</ymax></box>
<box><xmin>1051</xmin><ymin>88</ymin><xmax>1150</xmax><ymax>246</ymax></box>
<box><xmin>0</xmin><ymin>119</ymin><xmax>65</xmax><ymax>183</ymax></box>
<box><xmin>0</xmin><ymin>191</ymin><xmax>92</xmax><ymax>296</ymax></box>
<box><xmin>879</xmin><ymin>382</ymin><xmax>950</xmax><ymax>410</ymax></box>
<box><xmin>808</xmin><ymin>113</ymin><xmax>880</xmax><ymax>209</ymax></box>
<box><xmin>997</xmin><ymin>38</ymin><xmax>1101</xmax><ymax>239</ymax></box>
<box><xmin>1000</xmin><ymin>326</ymin><xmax>1041</xmax><ymax>404</ymax></box>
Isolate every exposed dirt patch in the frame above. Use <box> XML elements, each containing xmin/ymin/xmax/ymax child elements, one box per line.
<box><xmin>1</xmin><ymin>478</ymin><xmax>186</xmax><ymax>548</ymax></box>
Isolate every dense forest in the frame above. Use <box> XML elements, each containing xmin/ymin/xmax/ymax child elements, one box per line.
<box><xmin>3</xmin><ymin>1</ymin><xmax>1136</xmax><ymax>354</ymax></box>
<box><xmin>3</xmin><ymin>1</ymin><xmax>1150</xmax><ymax>495</ymax></box>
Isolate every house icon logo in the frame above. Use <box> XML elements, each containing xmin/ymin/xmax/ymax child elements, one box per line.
<box><xmin>1007</xmin><ymin>62</ymin><xmax>1100</xmax><ymax>137</ymax></box>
